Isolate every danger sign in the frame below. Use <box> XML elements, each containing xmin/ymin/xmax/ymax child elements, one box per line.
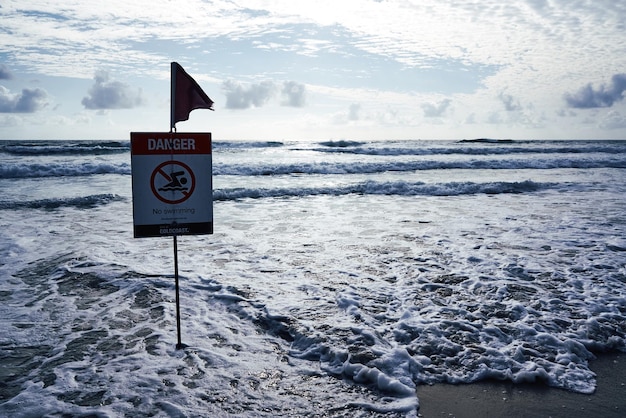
<box><xmin>131</xmin><ymin>132</ymin><xmax>213</xmax><ymax>238</ymax></box>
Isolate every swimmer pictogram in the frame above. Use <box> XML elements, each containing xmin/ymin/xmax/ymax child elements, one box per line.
<box><xmin>150</xmin><ymin>160</ymin><xmax>196</xmax><ymax>204</ymax></box>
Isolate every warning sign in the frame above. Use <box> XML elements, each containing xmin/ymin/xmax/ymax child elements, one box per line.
<box><xmin>131</xmin><ymin>132</ymin><xmax>213</xmax><ymax>238</ymax></box>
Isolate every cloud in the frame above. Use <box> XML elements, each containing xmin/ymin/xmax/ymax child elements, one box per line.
<box><xmin>600</xmin><ymin>110</ymin><xmax>626</xmax><ymax>130</ymax></box>
<box><xmin>0</xmin><ymin>64</ymin><xmax>13</xmax><ymax>80</ymax></box>
<box><xmin>281</xmin><ymin>81</ymin><xmax>306</xmax><ymax>107</ymax></box>
<box><xmin>565</xmin><ymin>73</ymin><xmax>626</xmax><ymax>109</ymax></box>
<box><xmin>422</xmin><ymin>99</ymin><xmax>451</xmax><ymax>117</ymax></box>
<box><xmin>81</xmin><ymin>70</ymin><xmax>143</xmax><ymax>110</ymax></box>
<box><xmin>348</xmin><ymin>103</ymin><xmax>361</xmax><ymax>121</ymax></box>
<box><xmin>499</xmin><ymin>92</ymin><xmax>522</xmax><ymax>111</ymax></box>
<box><xmin>222</xmin><ymin>80</ymin><xmax>277</xmax><ymax>109</ymax></box>
<box><xmin>0</xmin><ymin>114</ymin><xmax>22</xmax><ymax>127</ymax></box>
<box><xmin>331</xmin><ymin>103</ymin><xmax>364</xmax><ymax>125</ymax></box>
<box><xmin>221</xmin><ymin>80</ymin><xmax>306</xmax><ymax>109</ymax></box>
<box><xmin>0</xmin><ymin>86</ymin><xmax>48</xmax><ymax>113</ymax></box>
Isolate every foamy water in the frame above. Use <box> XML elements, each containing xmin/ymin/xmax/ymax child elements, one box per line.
<box><xmin>1</xmin><ymin>139</ymin><xmax>625</xmax><ymax>416</ymax></box>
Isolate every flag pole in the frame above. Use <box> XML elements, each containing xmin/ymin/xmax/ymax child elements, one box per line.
<box><xmin>170</xmin><ymin>62</ymin><xmax>176</xmax><ymax>133</ymax></box>
<box><xmin>170</xmin><ymin>61</ymin><xmax>184</xmax><ymax>349</ymax></box>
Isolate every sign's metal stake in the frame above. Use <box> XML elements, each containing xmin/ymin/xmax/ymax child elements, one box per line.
<box><xmin>173</xmin><ymin>234</ymin><xmax>184</xmax><ymax>349</ymax></box>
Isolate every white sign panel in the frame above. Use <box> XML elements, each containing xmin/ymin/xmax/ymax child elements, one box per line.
<box><xmin>131</xmin><ymin>132</ymin><xmax>213</xmax><ymax>238</ymax></box>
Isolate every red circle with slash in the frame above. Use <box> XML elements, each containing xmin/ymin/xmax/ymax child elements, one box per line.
<box><xmin>150</xmin><ymin>160</ymin><xmax>196</xmax><ymax>204</ymax></box>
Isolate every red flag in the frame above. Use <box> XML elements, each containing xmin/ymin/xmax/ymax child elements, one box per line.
<box><xmin>171</xmin><ymin>62</ymin><xmax>214</xmax><ymax>129</ymax></box>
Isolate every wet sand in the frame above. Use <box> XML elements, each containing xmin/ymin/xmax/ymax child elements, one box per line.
<box><xmin>416</xmin><ymin>352</ymin><xmax>625</xmax><ymax>418</ymax></box>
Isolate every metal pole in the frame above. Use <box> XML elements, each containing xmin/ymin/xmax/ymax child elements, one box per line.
<box><xmin>173</xmin><ymin>235</ymin><xmax>184</xmax><ymax>349</ymax></box>
<box><xmin>170</xmin><ymin>62</ymin><xmax>176</xmax><ymax>133</ymax></box>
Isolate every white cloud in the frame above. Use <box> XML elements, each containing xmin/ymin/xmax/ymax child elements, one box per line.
<box><xmin>281</xmin><ymin>81</ymin><xmax>306</xmax><ymax>107</ymax></box>
<box><xmin>81</xmin><ymin>70</ymin><xmax>144</xmax><ymax>110</ymax></box>
<box><xmin>222</xmin><ymin>80</ymin><xmax>277</xmax><ymax>109</ymax></box>
<box><xmin>499</xmin><ymin>92</ymin><xmax>522</xmax><ymax>112</ymax></box>
<box><xmin>331</xmin><ymin>103</ymin><xmax>363</xmax><ymax>125</ymax></box>
<box><xmin>599</xmin><ymin>110</ymin><xmax>626</xmax><ymax>130</ymax></box>
<box><xmin>348</xmin><ymin>103</ymin><xmax>360</xmax><ymax>121</ymax></box>
<box><xmin>0</xmin><ymin>85</ymin><xmax>48</xmax><ymax>113</ymax></box>
<box><xmin>220</xmin><ymin>79</ymin><xmax>307</xmax><ymax>109</ymax></box>
<box><xmin>565</xmin><ymin>74</ymin><xmax>626</xmax><ymax>109</ymax></box>
<box><xmin>0</xmin><ymin>64</ymin><xmax>13</xmax><ymax>80</ymax></box>
<box><xmin>0</xmin><ymin>114</ymin><xmax>22</xmax><ymax>127</ymax></box>
<box><xmin>422</xmin><ymin>99</ymin><xmax>451</xmax><ymax>117</ymax></box>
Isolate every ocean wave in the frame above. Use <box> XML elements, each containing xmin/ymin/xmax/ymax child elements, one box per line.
<box><xmin>3</xmin><ymin>156</ymin><xmax>624</xmax><ymax>180</ymax></box>
<box><xmin>214</xmin><ymin>180</ymin><xmax>552</xmax><ymax>201</ymax></box>
<box><xmin>0</xmin><ymin>140</ymin><xmax>129</xmax><ymax>156</ymax></box>
<box><xmin>458</xmin><ymin>138</ymin><xmax>515</xmax><ymax>143</ymax></box>
<box><xmin>310</xmin><ymin>142</ymin><xmax>626</xmax><ymax>157</ymax></box>
<box><xmin>2</xmin><ymin>140</ymin><xmax>625</xmax><ymax>159</ymax></box>
<box><xmin>3</xmin><ymin>181</ymin><xmax>549</xmax><ymax>208</ymax></box>
<box><xmin>319</xmin><ymin>140</ymin><xmax>366</xmax><ymax>148</ymax></box>
<box><xmin>0</xmin><ymin>140</ymin><xmax>288</xmax><ymax>160</ymax></box>
<box><xmin>0</xmin><ymin>194</ymin><xmax>125</xmax><ymax>210</ymax></box>
<box><xmin>0</xmin><ymin>162</ymin><xmax>130</xmax><ymax>179</ymax></box>
<box><xmin>215</xmin><ymin>156</ymin><xmax>626</xmax><ymax>176</ymax></box>
<box><xmin>213</xmin><ymin>140</ymin><xmax>284</xmax><ymax>151</ymax></box>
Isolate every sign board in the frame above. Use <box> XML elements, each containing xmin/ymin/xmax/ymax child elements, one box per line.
<box><xmin>131</xmin><ymin>132</ymin><xmax>213</xmax><ymax>238</ymax></box>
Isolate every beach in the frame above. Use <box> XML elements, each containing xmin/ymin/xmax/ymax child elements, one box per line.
<box><xmin>417</xmin><ymin>353</ymin><xmax>625</xmax><ymax>417</ymax></box>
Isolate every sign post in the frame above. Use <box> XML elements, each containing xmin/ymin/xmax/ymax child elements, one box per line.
<box><xmin>131</xmin><ymin>132</ymin><xmax>213</xmax><ymax>349</ymax></box>
<box><xmin>131</xmin><ymin>62</ymin><xmax>214</xmax><ymax>350</ymax></box>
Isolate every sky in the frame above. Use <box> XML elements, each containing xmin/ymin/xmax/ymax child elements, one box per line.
<box><xmin>1</xmin><ymin>0</ymin><xmax>626</xmax><ymax>141</ymax></box>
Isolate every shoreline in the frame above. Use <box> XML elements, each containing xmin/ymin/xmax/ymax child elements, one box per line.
<box><xmin>416</xmin><ymin>352</ymin><xmax>625</xmax><ymax>417</ymax></box>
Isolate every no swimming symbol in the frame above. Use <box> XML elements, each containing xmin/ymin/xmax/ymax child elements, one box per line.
<box><xmin>150</xmin><ymin>160</ymin><xmax>196</xmax><ymax>204</ymax></box>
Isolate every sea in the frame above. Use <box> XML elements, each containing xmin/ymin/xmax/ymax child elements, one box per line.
<box><xmin>1</xmin><ymin>138</ymin><xmax>625</xmax><ymax>417</ymax></box>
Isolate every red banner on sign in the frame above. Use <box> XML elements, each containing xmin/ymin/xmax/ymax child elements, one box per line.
<box><xmin>131</xmin><ymin>132</ymin><xmax>212</xmax><ymax>155</ymax></box>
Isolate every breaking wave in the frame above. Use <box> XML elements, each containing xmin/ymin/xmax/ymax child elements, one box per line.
<box><xmin>0</xmin><ymin>140</ymin><xmax>129</xmax><ymax>156</ymax></box>
<box><xmin>0</xmin><ymin>162</ymin><xmax>130</xmax><ymax>179</ymax></box>
<box><xmin>213</xmin><ymin>180</ymin><xmax>553</xmax><ymax>201</ymax></box>
<box><xmin>214</xmin><ymin>157</ymin><xmax>626</xmax><ymax>176</ymax></box>
<box><xmin>0</xmin><ymin>194</ymin><xmax>125</xmax><ymax>210</ymax></box>
<box><xmin>4</xmin><ymin>156</ymin><xmax>624</xmax><ymax>180</ymax></box>
<box><xmin>312</xmin><ymin>139</ymin><xmax>626</xmax><ymax>156</ymax></box>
